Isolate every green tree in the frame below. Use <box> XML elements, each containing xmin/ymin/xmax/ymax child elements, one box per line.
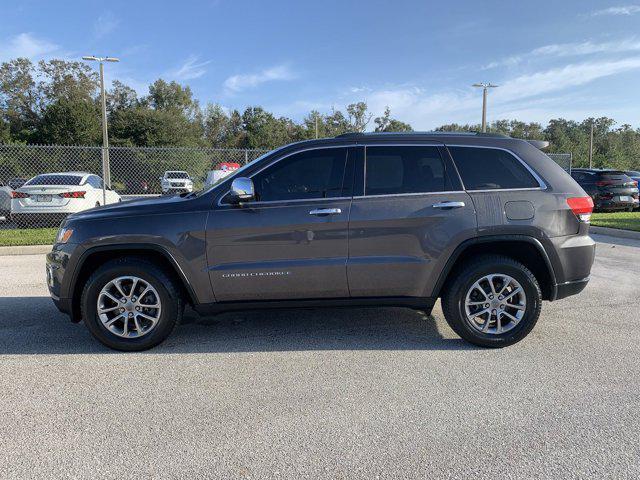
<box><xmin>346</xmin><ymin>102</ymin><xmax>371</xmax><ymax>132</ymax></box>
<box><xmin>38</xmin><ymin>97</ymin><xmax>101</xmax><ymax>145</ymax></box>
<box><xmin>374</xmin><ymin>107</ymin><xmax>413</xmax><ymax>132</ymax></box>
<box><xmin>0</xmin><ymin>58</ymin><xmax>41</xmax><ymax>142</ymax></box>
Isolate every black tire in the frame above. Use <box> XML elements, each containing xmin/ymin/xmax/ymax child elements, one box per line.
<box><xmin>442</xmin><ymin>255</ymin><xmax>542</xmax><ymax>348</ymax></box>
<box><xmin>81</xmin><ymin>256</ymin><xmax>183</xmax><ymax>351</ymax></box>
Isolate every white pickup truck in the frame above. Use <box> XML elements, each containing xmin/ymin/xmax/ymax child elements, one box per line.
<box><xmin>160</xmin><ymin>171</ymin><xmax>194</xmax><ymax>194</ymax></box>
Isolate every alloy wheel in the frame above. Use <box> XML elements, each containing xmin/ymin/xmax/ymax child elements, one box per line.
<box><xmin>464</xmin><ymin>273</ymin><xmax>526</xmax><ymax>335</ymax></box>
<box><xmin>97</xmin><ymin>276</ymin><xmax>162</xmax><ymax>338</ymax></box>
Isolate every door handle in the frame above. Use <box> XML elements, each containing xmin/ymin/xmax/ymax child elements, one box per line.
<box><xmin>432</xmin><ymin>201</ymin><xmax>465</xmax><ymax>209</ymax></box>
<box><xmin>309</xmin><ymin>208</ymin><xmax>342</xmax><ymax>216</ymax></box>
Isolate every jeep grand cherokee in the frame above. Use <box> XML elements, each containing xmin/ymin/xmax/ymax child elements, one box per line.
<box><xmin>46</xmin><ymin>132</ymin><xmax>596</xmax><ymax>351</ymax></box>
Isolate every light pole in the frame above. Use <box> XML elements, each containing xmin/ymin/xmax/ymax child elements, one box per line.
<box><xmin>82</xmin><ymin>55</ymin><xmax>119</xmax><ymax>205</ymax></box>
<box><xmin>588</xmin><ymin>121</ymin><xmax>594</xmax><ymax>169</ymax></box>
<box><xmin>472</xmin><ymin>83</ymin><xmax>498</xmax><ymax>133</ymax></box>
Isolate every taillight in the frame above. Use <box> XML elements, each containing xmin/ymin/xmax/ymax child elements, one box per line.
<box><xmin>11</xmin><ymin>191</ymin><xmax>29</xmax><ymax>199</ymax></box>
<box><xmin>567</xmin><ymin>196</ymin><xmax>594</xmax><ymax>223</ymax></box>
<box><xmin>59</xmin><ymin>191</ymin><xmax>86</xmax><ymax>199</ymax></box>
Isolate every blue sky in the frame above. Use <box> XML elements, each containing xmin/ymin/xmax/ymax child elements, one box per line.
<box><xmin>2</xmin><ymin>0</ymin><xmax>640</xmax><ymax>129</ymax></box>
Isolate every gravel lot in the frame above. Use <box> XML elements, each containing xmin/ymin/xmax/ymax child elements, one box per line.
<box><xmin>0</xmin><ymin>234</ymin><xmax>639</xmax><ymax>479</ymax></box>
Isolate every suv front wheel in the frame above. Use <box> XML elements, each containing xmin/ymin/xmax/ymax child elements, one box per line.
<box><xmin>442</xmin><ymin>255</ymin><xmax>542</xmax><ymax>348</ymax></box>
<box><xmin>81</xmin><ymin>257</ymin><xmax>183</xmax><ymax>351</ymax></box>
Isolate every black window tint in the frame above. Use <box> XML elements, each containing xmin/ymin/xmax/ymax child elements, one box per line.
<box><xmin>449</xmin><ymin>147</ymin><xmax>539</xmax><ymax>190</ymax></box>
<box><xmin>253</xmin><ymin>148</ymin><xmax>347</xmax><ymax>202</ymax></box>
<box><xmin>365</xmin><ymin>146</ymin><xmax>447</xmax><ymax>195</ymax></box>
<box><xmin>26</xmin><ymin>175</ymin><xmax>83</xmax><ymax>186</ymax></box>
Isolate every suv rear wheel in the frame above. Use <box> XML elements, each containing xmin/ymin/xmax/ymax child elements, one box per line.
<box><xmin>442</xmin><ymin>255</ymin><xmax>542</xmax><ymax>348</ymax></box>
<box><xmin>81</xmin><ymin>257</ymin><xmax>183</xmax><ymax>351</ymax></box>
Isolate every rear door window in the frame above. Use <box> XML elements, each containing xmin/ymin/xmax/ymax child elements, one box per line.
<box><xmin>448</xmin><ymin>146</ymin><xmax>540</xmax><ymax>190</ymax></box>
<box><xmin>364</xmin><ymin>146</ymin><xmax>450</xmax><ymax>195</ymax></box>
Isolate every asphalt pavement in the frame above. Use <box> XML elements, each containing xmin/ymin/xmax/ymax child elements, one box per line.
<box><xmin>0</xmin><ymin>234</ymin><xmax>639</xmax><ymax>479</ymax></box>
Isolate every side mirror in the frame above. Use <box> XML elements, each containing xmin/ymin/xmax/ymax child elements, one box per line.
<box><xmin>228</xmin><ymin>177</ymin><xmax>255</xmax><ymax>204</ymax></box>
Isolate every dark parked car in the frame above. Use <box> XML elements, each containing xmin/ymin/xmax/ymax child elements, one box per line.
<box><xmin>47</xmin><ymin>132</ymin><xmax>596</xmax><ymax>351</ymax></box>
<box><xmin>625</xmin><ymin>171</ymin><xmax>640</xmax><ymax>209</ymax></box>
<box><xmin>571</xmin><ymin>169</ymin><xmax>638</xmax><ymax>212</ymax></box>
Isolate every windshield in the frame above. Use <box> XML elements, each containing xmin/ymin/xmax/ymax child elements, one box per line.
<box><xmin>166</xmin><ymin>172</ymin><xmax>190</xmax><ymax>179</ymax></box>
<box><xmin>192</xmin><ymin>147</ymin><xmax>283</xmax><ymax>197</ymax></box>
<box><xmin>26</xmin><ymin>174</ymin><xmax>83</xmax><ymax>186</ymax></box>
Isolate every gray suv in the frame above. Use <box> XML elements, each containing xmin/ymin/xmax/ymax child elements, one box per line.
<box><xmin>46</xmin><ymin>132</ymin><xmax>596</xmax><ymax>351</ymax></box>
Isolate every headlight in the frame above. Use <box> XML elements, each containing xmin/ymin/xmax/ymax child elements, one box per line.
<box><xmin>56</xmin><ymin>227</ymin><xmax>74</xmax><ymax>244</ymax></box>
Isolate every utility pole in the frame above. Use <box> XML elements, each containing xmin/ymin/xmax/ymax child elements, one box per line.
<box><xmin>472</xmin><ymin>83</ymin><xmax>498</xmax><ymax>132</ymax></box>
<box><xmin>315</xmin><ymin>115</ymin><xmax>319</xmax><ymax>139</ymax></box>
<box><xmin>82</xmin><ymin>55</ymin><xmax>119</xmax><ymax>205</ymax></box>
<box><xmin>588</xmin><ymin>121</ymin><xmax>594</xmax><ymax>169</ymax></box>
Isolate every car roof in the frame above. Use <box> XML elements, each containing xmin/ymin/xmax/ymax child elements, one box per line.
<box><xmin>35</xmin><ymin>171</ymin><xmax>92</xmax><ymax>177</ymax></box>
<box><xmin>334</xmin><ymin>131</ymin><xmax>509</xmax><ymax>139</ymax></box>
<box><xmin>268</xmin><ymin>131</ymin><xmax>541</xmax><ymax>153</ymax></box>
<box><xmin>572</xmin><ymin>168</ymin><xmax>626</xmax><ymax>173</ymax></box>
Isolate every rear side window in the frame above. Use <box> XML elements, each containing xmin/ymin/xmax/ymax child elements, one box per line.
<box><xmin>253</xmin><ymin>148</ymin><xmax>348</xmax><ymax>202</ymax></box>
<box><xmin>365</xmin><ymin>146</ymin><xmax>449</xmax><ymax>196</ymax></box>
<box><xmin>86</xmin><ymin>176</ymin><xmax>103</xmax><ymax>188</ymax></box>
<box><xmin>448</xmin><ymin>147</ymin><xmax>540</xmax><ymax>190</ymax></box>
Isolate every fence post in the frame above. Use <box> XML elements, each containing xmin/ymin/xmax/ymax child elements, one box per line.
<box><xmin>244</xmin><ymin>149</ymin><xmax>248</xmax><ymax>165</ymax></box>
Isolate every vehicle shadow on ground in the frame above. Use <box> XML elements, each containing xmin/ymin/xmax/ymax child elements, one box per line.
<box><xmin>0</xmin><ymin>296</ymin><xmax>477</xmax><ymax>355</ymax></box>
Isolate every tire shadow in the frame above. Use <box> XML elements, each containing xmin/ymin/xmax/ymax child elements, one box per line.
<box><xmin>0</xmin><ymin>296</ymin><xmax>477</xmax><ymax>355</ymax></box>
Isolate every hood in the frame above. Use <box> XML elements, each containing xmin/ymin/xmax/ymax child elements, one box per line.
<box><xmin>68</xmin><ymin>192</ymin><xmax>196</xmax><ymax>221</ymax></box>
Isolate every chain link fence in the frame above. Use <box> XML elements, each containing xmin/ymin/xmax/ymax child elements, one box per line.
<box><xmin>0</xmin><ymin>144</ymin><xmax>268</xmax><ymax>229</ymax></box>
<box><xmin>547</xmin><ymin>153</ymin><xmax>572</xmax><ymax>173</ymax></box>
<box><xmin>0</xmin><ymin>144</ymin><xmax>574</xmax><ymax>231</ymax></box>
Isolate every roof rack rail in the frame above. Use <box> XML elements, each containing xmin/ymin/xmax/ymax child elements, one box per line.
<box><xmin>334</xmin><ymin>132</ymin><xmax>364</xmax><ymax>138</ymax></box>
<box><xmin>333</xmin><ymin>131</ymin><xmax>511</xmax><ymax>139</ymax></box>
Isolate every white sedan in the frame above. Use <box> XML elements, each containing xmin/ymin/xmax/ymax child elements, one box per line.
<box><xmin>11</xmin><ymin>172</ymin><xmax>120</xmax><ymax>227</ymax></box>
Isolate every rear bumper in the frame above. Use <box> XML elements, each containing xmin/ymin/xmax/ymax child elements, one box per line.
<box><xmin>595</xmin><ymin>197</ymin><xmax>637</xmax><ymax>210</ymax></box>
<box><xmin>552</xmin><ymin>277</ymin><xmax>590</xmax><ymax>301</ymax></box>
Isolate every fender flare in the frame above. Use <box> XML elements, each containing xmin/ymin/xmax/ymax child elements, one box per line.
<box><xmin>431</xmin><ymin>234</ymin><xmax>558</xmax><ymax>299</ymax></box>
<box><xmin>69</xmin><ymin>243</ymin><xmax>199</xmax><ymax>310</ymax></box>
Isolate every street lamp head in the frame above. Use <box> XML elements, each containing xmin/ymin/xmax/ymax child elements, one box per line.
<box><xmin>82</xmin><ymin>55</ymin><xmax>120</xmax><ymax>63</ymax></box>
<box><xmin>472</xmin><ymin>82</ymin><xmax>499</xmax><ymax>88</ymax></box>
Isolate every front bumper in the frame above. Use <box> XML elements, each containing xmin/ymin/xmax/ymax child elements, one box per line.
<box><xmin>46</xmin><ymin>242</ymin><xmax>80</xmax><ymax>320</ymax></box>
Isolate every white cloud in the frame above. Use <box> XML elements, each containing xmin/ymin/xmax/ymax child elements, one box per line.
<box><xmin>591</xmin><ymin>5</ymin><xmax>640</xmax><ymax>16</ymax></box>
<box><xmin>0</xmin><ymin>33</ymin><xmax>60</xmax><ymax>61</ymax></box>
<box><xmin>484</xmin><ymin>38</ymin><xmax>640</xmax><ymax>69</ymax></box>
<box><xmin>223</xmin><ymin>64</ymin><xmax>296</xmax><ymax>93</ymax></box>
<box><xmin>290</xmin><ymin>56</ymin><xmax>640</xmax><ymax>130</ymax></box>
<box><xmin>495</xmin><ymin>57</ymin><xmax>640</xmax><ymax>101</ymax></box>
<box><xmin>165</xmin><ymin>55</ymin><xmax>211</xmax><ymax>81</ymax></box>
<box><xmin>94</xmin><ymin>11</ymin><xmax>119</xmax><ymax>38</ymax></box>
